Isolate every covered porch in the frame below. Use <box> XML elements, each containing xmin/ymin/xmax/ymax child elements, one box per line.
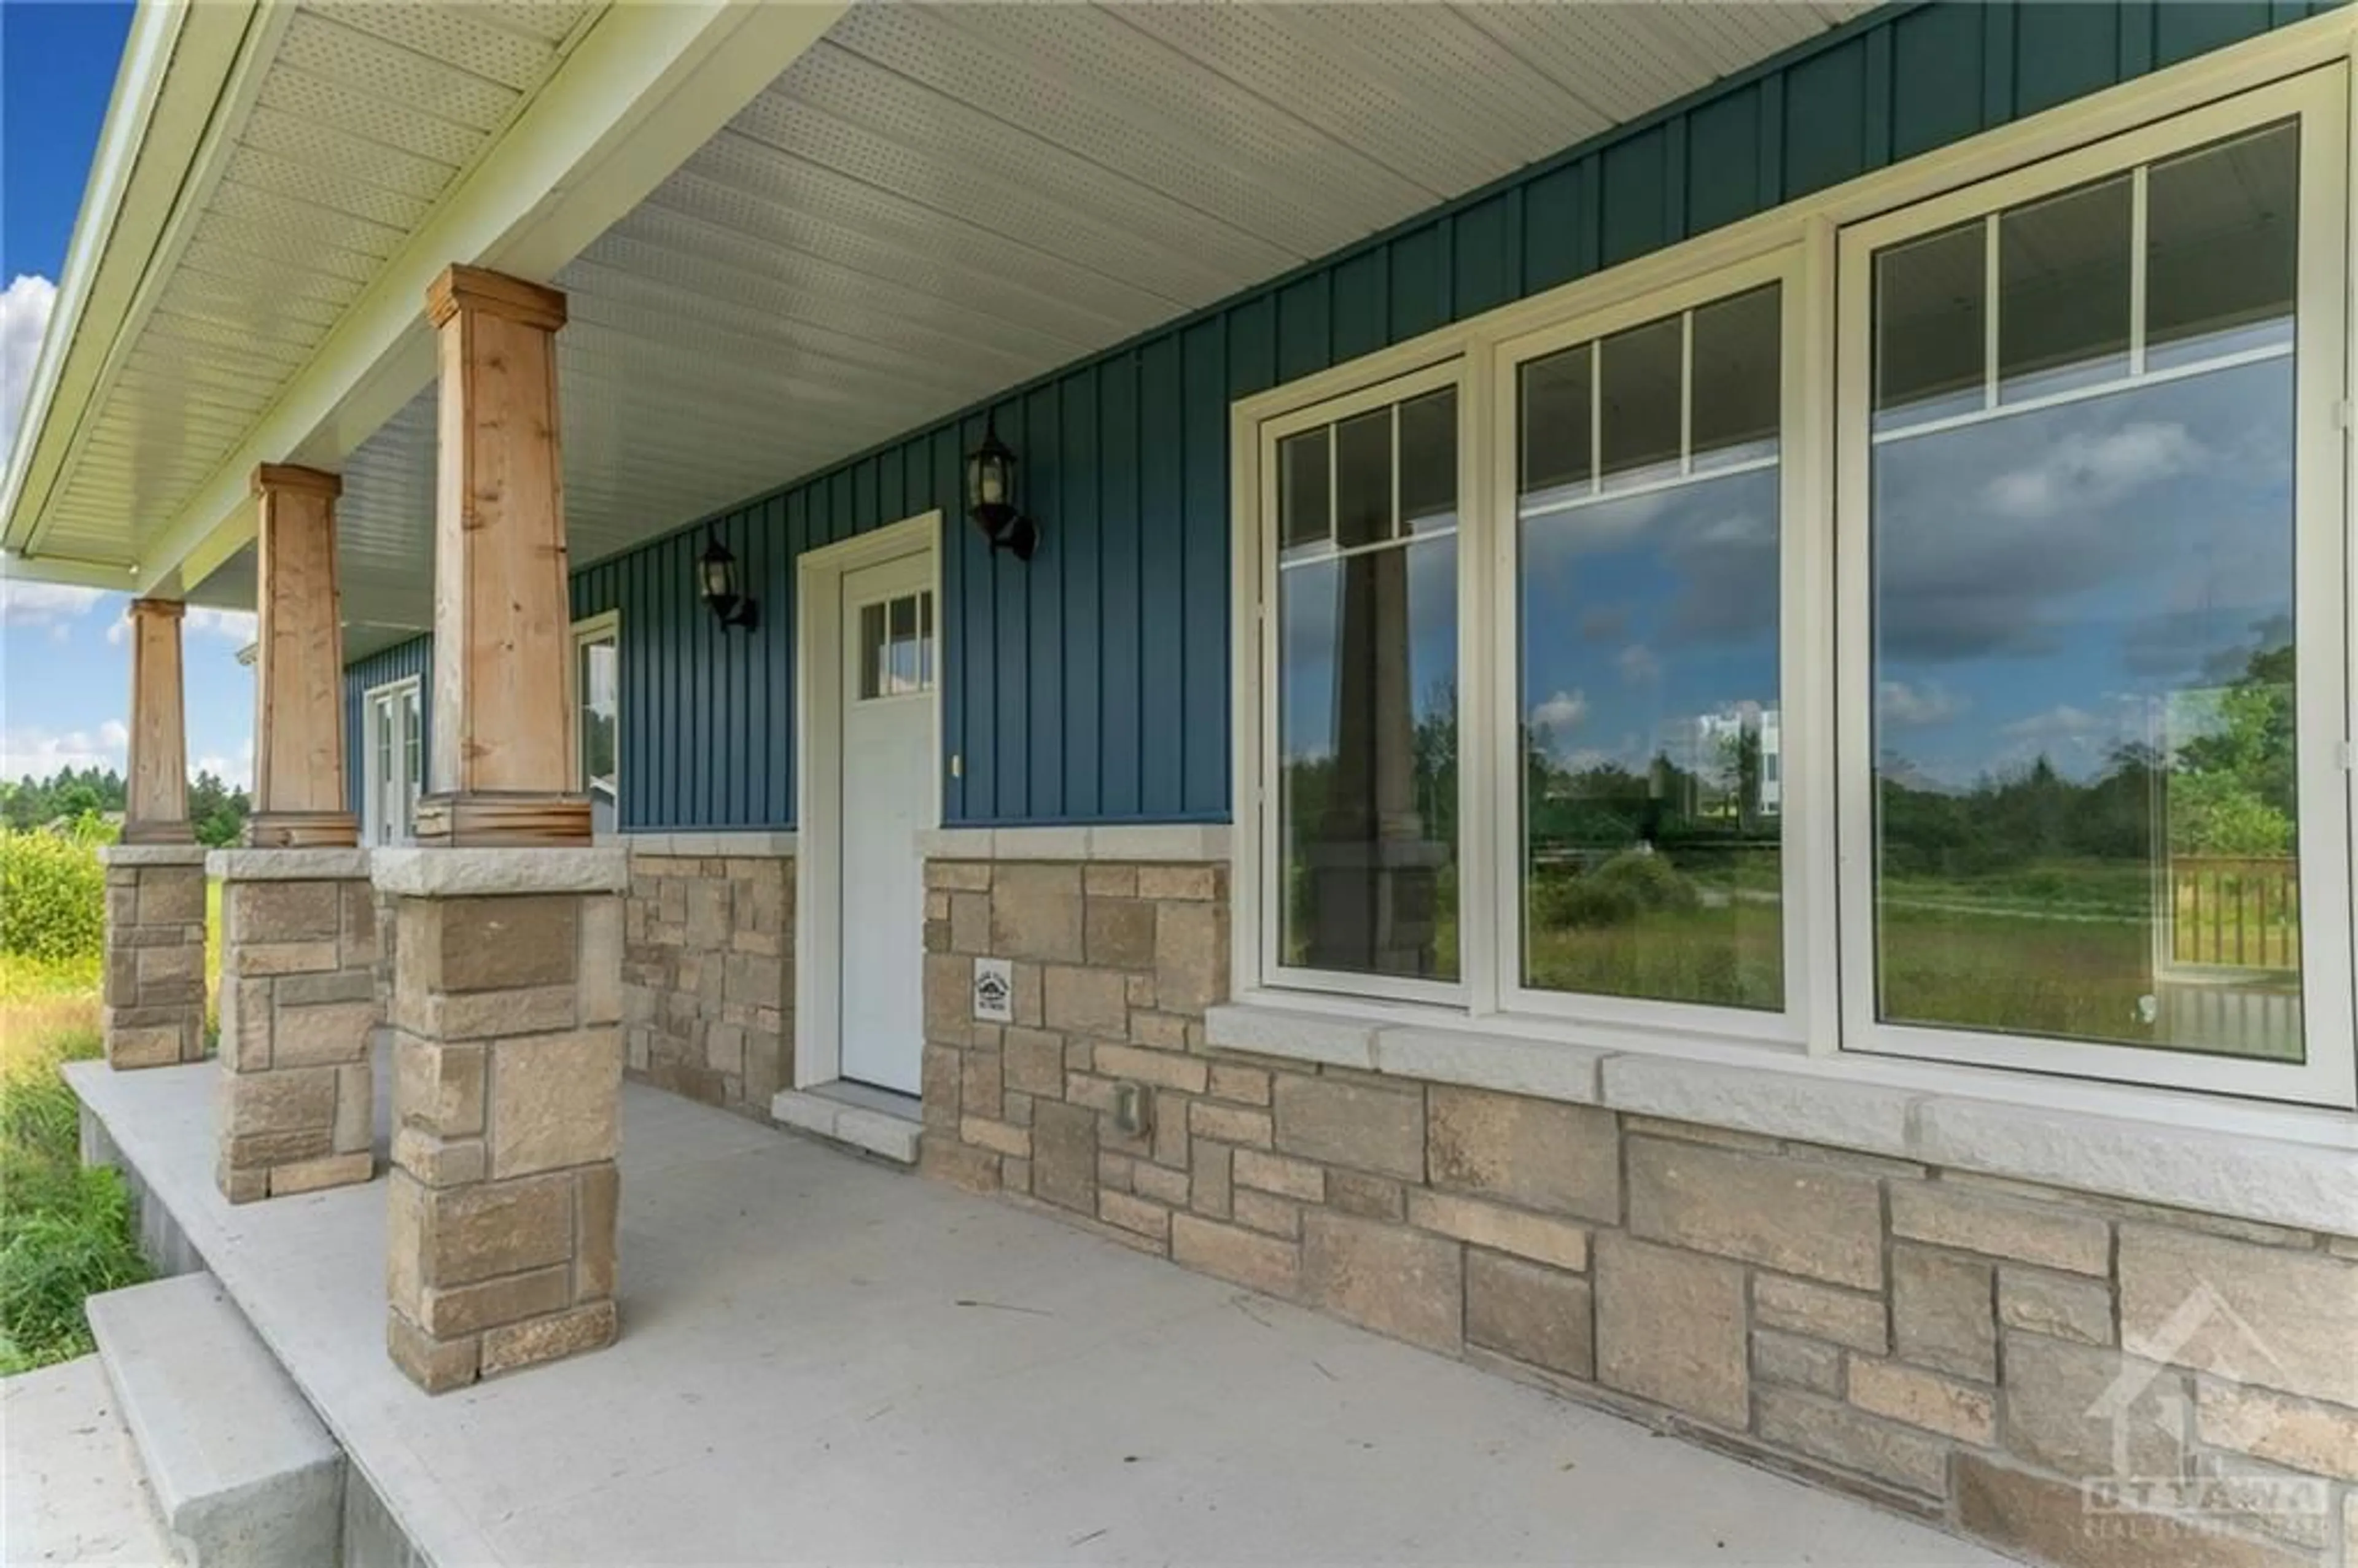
<box><xmin>9</xmin><ymin>2</ymin><xmax>2358</xmax><ymax>1565</ymax></box>
<box><xmin>65</xmin><ymin>1054</ymin><xmax>2004</xmax><ymax>1567</ymax></box>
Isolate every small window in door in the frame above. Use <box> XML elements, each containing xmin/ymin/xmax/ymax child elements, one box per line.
<box><xmin>858</xmin><ymin>591</ymin><xmax>933</xmax><ymax>701</ymax></box>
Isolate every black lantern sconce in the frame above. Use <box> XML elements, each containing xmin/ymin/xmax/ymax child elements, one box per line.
<box><xmin>965</xmin><ymin>414</ymin><xmax>1039</xmax><ymax>561</ymax></box>
<box><xmin>698</xmin><ymin>530</ymin><xmax>759</xmax><ymax>631</ymax></box>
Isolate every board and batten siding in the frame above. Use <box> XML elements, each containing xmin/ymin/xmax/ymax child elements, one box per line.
<box><xmin>344</xmin><ymin>0</ymin><xmax>2338</xmax><ymax>831</ymax></box>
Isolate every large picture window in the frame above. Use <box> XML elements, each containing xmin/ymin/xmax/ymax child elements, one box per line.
<box><xmin>1242</xmin><ymin>69</ymin><xmax>2350</xmax><ymax>1107</ymax></box>
<box><xmin>1870</xmin><ymin>125</ymin><xmax>2299</xmax><ymax>1055</ymax></box>
<box><xmin>1265</xmin><ymin>367</ymin><xmax>1463</xmax><ymax>987</ymax></box>
<box><xmin>1514</xmin><ymin>283</ymin><xmax>1786</xmax><ymax>1012</ymax></box>
<box><xmin>1837</xmin><ymin>78</ymin><xmax>2350</xmax><ymax>1101</ymax></box>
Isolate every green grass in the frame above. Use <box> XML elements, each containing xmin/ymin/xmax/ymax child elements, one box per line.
<box><xmin>1524</xmin><ymin>894</ymin><xmax>2298</xmax><ymax>1062</ymax></box>
<box><xmin>1527</xmin><ymin>907</ymin><xmax>1784</xmax><ymax>1011</ymax></box>
<box><xmin>0</xmin><ymin>1023</ymin><xmax>148</xmax><ymax>1373</ymax></box>
<box><xmin>0</xmin><ymin>880</ymin><xmax>221</xmax><ymax>1375</ymax></box>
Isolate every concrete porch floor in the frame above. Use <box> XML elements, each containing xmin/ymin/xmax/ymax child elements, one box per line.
<box><xmin>65</xmin><ymin>1057</ymin><xmax>2015</xmax><ymax>1567</ymax></box>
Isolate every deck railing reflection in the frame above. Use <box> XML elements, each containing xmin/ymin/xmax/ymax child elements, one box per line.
<box><xmin>2169</xmin><ymin>855</ymin><xmax>2300</xmax><ymax>972</ymax></box>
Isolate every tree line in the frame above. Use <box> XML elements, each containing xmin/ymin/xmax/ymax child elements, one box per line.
<box><xmin>0</xmin><ymin>765</ymin><xmax>250</xmax><ymax>847</ymax></box>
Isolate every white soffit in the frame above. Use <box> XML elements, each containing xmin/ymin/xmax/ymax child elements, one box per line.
<box><xmin>21</xmin><ymin>1</ymin><xmax>601</xmax><ymax>578</ymax></box>
<box><xmin>327</xmin><ymin>0</ymin><xmax>1864</xmax><ymax>642</ymax></box>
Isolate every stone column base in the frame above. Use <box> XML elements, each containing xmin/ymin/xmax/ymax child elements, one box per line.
<box><xmin>211</xmin><ymin>849</ymin><xmax>379</xmax><ymax>1203</ymax></box>
<box><xmin>98</xmin><ymin>845</ymin><xmax>211</xmax><ymax>1069</ymax></box>
<box><xmin>376</xmin><ymin>847</ymin><xmax>626</xmax><ymax>1393</ymax></box>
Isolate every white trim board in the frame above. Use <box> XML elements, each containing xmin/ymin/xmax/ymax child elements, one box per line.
<box><xmin>0</xmin><ymin>0</ymin><xmax>263</xmax><ymax>570</ymax></box>
<box><xmin>793</xmin><ymin>510</ymin><xmax>943</xmax><ymax>1092</ymax></box>
<box><xmin>914</xmin><ymin>825</ymin><xmax>1232</xmax><ymax>862</ymax></box>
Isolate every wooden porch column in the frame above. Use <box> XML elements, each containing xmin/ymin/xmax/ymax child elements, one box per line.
<box><xmin>101</xmin><ymin>597</ymin><xmax>208</xmax><ymax>1069</ymax></box>
<box><xmin>247</xmin><ymin>464</ymin><xmax>357</xmax><ymax>848</ymax></box>
<box><xmin>416</xmin><ymin>264</ymin><xmax>585</xmax><ymax>847</ymax></box>
<box><xmin>121</xmin><ymin>599</ymin><xmax>191</xmax><ymax>844</ymax></box>
<box><xmin>378</xmin><ymin>263</ymin><xmax>620</xmax><ymax>1392</ymax></box>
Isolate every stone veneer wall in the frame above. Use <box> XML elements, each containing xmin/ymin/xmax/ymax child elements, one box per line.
<box><xmin>621</xmin><ymin>847</ymin><xmax>793</xmax><ymax>1117</ymax></box>
<box><xmin>216</xmin><ymin>855</ymin><xmax>379</xmax><ymax>1201</ymax></box>
<box><xmin>920</xmin><ymin>856</ymin><xmax>2358</xmax><ymax>1568</ymax></box>
<box><xmin>383</xmin><ymin>871</ymin><xmax>624</xmax><ymax>1391</ymax></box>
<box><xmin>98</xmin><ymin>847</ymin><xmax>210</xmax><ymax>1068</ymax></box>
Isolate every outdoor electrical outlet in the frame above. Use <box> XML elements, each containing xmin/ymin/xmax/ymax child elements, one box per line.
<box><xmin>1112</xmin><ymin>1082</ymin><xmax>1151</xmax><ymax>1138</ymax></box>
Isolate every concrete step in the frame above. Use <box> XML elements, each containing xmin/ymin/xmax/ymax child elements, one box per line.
<box><xmin>771</xmin><ymin>1084</ymin><xmax>922</xmax><ymax>1164</ymax></box>
<box><xmin>2</xmin><ymin>1354</ymin><xmax>177</xmax><ymax>1566</ymax></box>
<box><xmin>86</xmin><ymin>1274</ymin><xmax>344</xmax><ymax>1568</ymax></box>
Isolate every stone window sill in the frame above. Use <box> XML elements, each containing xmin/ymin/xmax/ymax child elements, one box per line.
<box><xmin>1206</xmin><ymin>993</ymin><xmax>2358</xmax><ymax>1236</ymax></box>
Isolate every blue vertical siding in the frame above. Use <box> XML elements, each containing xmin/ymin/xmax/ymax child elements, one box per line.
<box><xmin>349</xmin><ymin>0</ymin><xmax>2338</xmax><ymax>831</ymax></box>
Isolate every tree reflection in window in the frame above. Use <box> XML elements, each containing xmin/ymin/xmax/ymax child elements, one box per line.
<box><xmin>1516</xmin><ymin>285</ymin><xmax>1785</xmax><ymax>1009</ymax></box>
<box><xmin>1869</xmin><ymin>121</ymin><xmax>2302</xmax><ymax>1061</ymax></box>
<box><xmin>1275</xmin><ymin>387</ymin><xmax>1460</xmax><ymax>981</ymax></box>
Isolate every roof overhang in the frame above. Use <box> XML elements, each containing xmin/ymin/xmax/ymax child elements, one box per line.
<box><xmin>6</xmin><ymin>1</ymin><xmax>1898</xmax><ymax>655</ymax></box>
<box><xmin>0</xmin><ymin>0</ymin><xmax>281</xmax><ymax>585</ymax></box>
<box><xmin>2</xmin><ymin>0</ymin><xmax>847</xmax><ymax>603</ymax></box>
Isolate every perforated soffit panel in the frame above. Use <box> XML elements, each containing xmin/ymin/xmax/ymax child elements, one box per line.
<box><xmin>213</xmin><ymin>1</ymin><xmax>1869</xmax><ymax>644</ymax></box>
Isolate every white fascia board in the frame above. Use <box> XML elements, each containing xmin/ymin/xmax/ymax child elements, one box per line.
<box><xmin>0</xmin><ymin>0</ymin><xmax>268</xmax><ymax>567</ymax></box>
<box><xmin>140</xmin><ymin>0</ymin><xmax>850</xmax><ymax>600</ymax></box>
<box><xmin>0</xmin><ymin>549</ymin><xmax>146</xmax><ymax>591</ymax></box>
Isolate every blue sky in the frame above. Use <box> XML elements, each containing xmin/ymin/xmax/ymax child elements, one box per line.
<box><xmin>1278</xmin><ymin>347</ymin><xmax>2289</xmax><ymax>829</ymax></box>
<box><xmin>1</xmin><ymin>1</ymin><xmax>257</xmax><ymax>790</ymax></box>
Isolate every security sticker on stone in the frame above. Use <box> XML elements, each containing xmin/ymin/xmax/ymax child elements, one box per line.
<box><xmin>972</xmin><ymin>957</ymin><xmax>1013</xmax><ymax>1023</ymax></box>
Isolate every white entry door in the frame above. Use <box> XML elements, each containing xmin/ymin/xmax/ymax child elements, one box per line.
<box><xmin>836</xmin><ymin>550</ymin><xmax>935</xmax><ymax>1093</ymax></box>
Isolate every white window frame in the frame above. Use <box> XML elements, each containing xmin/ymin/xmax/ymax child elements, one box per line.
<box><xmin>360</xmin><ymin>675</ymin><xmax>422</xmax><ymax>848</ymax></box>
<box><xmin>1254</xmin><ymin>357</ymin><xmax>1483</xmax><ymax>1007</ymax></box>
<box><xmin>1834</xmin><ymin>69</ymin><xmax>2353</xmax><ymax>1105</ymax></box>
<box><xmin>1230</xmin><ymin>35</ymin><xmax>2357</xmax><ymax>1111</ymax></box>
<box><xmin>570</xmin><ymin>610</ymin><xmax>621</xmax><ymax>820</ymax></box>
<box><xmin>1488</xmin><ymin>245</ymin><xmax>1834</xmax><ymax>1050</ymax></box>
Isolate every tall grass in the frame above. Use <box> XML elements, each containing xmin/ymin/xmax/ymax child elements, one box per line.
<box><xmin>0</xmin><ymin>823</ymin><xmax>164</xmax><ymax>1373</ymax></box>
<box><xmin>0</xmin><ymin>1023</ymin><xmax>148</xmax><ymax>1373</ymax></box>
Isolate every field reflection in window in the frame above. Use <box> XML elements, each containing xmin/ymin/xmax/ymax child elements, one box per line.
<box><xmin>1517</xmin><ymin>284</ymin><xmax>1785</xmax><ymax>1009</ymax></box>
<box><xmin>1869</xmin><ymin>122</ymin><xmax>2302</xmax><ymax>1062</ymax></box>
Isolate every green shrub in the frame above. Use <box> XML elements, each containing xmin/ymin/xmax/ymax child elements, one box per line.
<box><xmin>0</xmin><ymin>821</ymin><xmax>109</xmax><ymax>964</ymax></box>
<box><xmin>1533</xmin><ymin>847</ymin><xmax>1702</xmax><ymax>930</ymax></box>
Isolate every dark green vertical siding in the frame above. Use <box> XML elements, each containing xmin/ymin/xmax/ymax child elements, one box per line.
<box><xmin>350</xmin><ymin>0</ymin><xmax>2339</xmax><ymax>829</ymax></box>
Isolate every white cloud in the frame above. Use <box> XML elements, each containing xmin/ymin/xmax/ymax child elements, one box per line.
<box><xmin>192</xmin><ymin>736</ymin><xmax>254</xmax><ymax>791</ymax></box>
<box><xmin>1</xmin><ymin>720</ymin><xmax>128</xmax><ymax>778</ymax></box>
<box><xmin>2</xmin><ymin>274</ymin><xmax>56</xmax><ymax>469</ymax></box>
<box><xmin>2001</xmin><ymin>704</ymin><xmax>2101</xmax><ymax>741</ymax></box>
<box><xmin>1530</xmin><ymin>689</ymin><xmax>1587</xmax><ymax>732</ymax></box>
<box><xmin>106</xmin><ymin>605</ymin><xmax>255</xmax><ymax>646</ymax></box>
<box><xmin>1</xmin><ymin>576</ymin><xmax>107</xmax><ymax>626</ymax></box>
<box><xmin>1982</xmin><ymin>421</ymin><xmax>2203</xmax><ymax>521</ymax></box>
<box><xmin>1614</xmin><ymin>643</ymin><xmax>1661</xmax><ymax>687</ymax></box>
<box><xmin>1879</xmin><ymin>680</ymin><xmax>1971</xmax><ymax>728</ymax></box>
<box><xmin>189</xmin><ymin>607</ymin><xmax>255</xmax><ymax>642</ymax></box>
